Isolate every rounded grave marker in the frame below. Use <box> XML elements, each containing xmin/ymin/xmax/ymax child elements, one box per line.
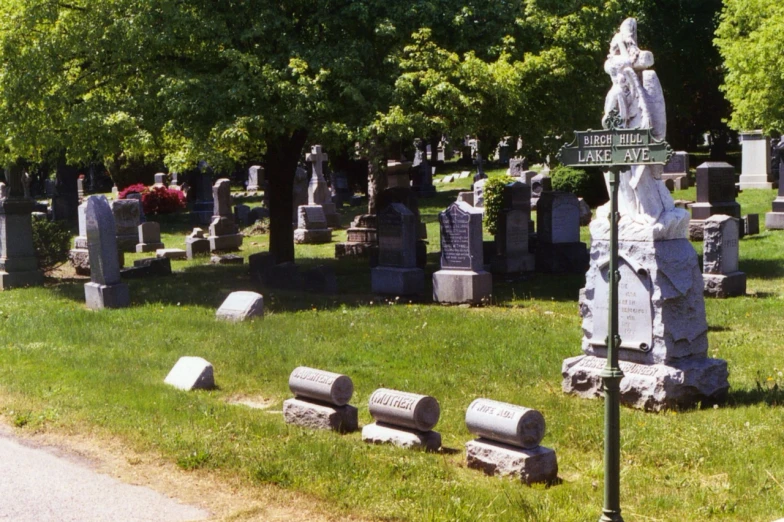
<box><xmin>288</xmin><ymin>367</ymin><xmax>353</xmax><ymax>406</ymax></box>
<box><xmin>465</xmin><ymin>398</ymin><xmax>545</xmax><ymax>449</ymax></box>
<box><xmin>368</xmin><ymin>388</ymin><xmax>440</xmax><ymax>432</ymax></box>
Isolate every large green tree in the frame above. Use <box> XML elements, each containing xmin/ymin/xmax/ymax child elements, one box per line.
<box><xmin>715</xmin><ymin>0</ymin><xmax>784</xmax><ymax>133</ymax></box>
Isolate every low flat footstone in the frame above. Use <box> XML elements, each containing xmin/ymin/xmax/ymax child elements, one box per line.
<box><xmin>156</xmin><ymin>248</ymin><xmax>187</xmax><ymax>260</ymax></box>
<box><xmin>283</xmin><ymin>398</ymin><xmax>358</xmax><ymax>433</ymax></box>
<box><xmin>164</xmin><ymin>356</ymin><xmax>214</xmax><ymax>391</ymax></box>
<box><xmin>465</xmin><ymin>439</ymin><xmax>558</xmax><ymax>485</ymax></box>
<box><xmin>216</xmin><ymin>291</ymin><xmax>264</xmax><ymax>321</ymax></box>
<box><xmin>361</xmin><ymin>422</ymin><xmax>441</xmax><ymax>451</ymax></box>
<box><xmin>465</xmin><ymin>398</ymin><xmax>545</xmax><ymax>449</ymax></box>
<box><xmin>210</xmin><ymin>254</ymin><xmax>244</xmax><ymax>265</ymax></box>
<box><xmin>368</xmin><ymin>388</ymin><xmax>440</xmax><ymax>431</ymax></box>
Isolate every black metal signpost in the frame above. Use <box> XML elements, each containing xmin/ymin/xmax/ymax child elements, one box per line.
<box><xmin>557</xmin><ymin>123</ymin><xmax>672</xmax><ymax>522</ymax></box>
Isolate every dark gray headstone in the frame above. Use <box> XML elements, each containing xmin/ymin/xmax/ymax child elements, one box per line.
<box><xmin>378</xmin><ymin>203</ymin><xmax>416</xmax><ymax>268</ymax></box>
<box><xmin>86</xmin><ymin>196</ymin><xmax>121</xmax><ymax>286</ymax></box>
<box><xmin>439</xmin><ymin>201</ymin><xmax>483</xmax><ymax>271</ymax></box>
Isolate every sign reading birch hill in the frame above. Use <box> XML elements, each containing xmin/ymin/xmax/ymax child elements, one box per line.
<box><xmin>557</xmin><ymin>128</ymin><xmax>672</xmax><ymax>167</ymax></box>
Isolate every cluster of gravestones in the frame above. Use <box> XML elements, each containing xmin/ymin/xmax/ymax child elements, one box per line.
<box><xmin>164</xmin><ymin>362</ymin><xmax>558</xmax><ymax>486</ymax></box>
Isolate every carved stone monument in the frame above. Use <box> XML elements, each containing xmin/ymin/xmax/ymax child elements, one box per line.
<box><xmin>561</xmin><ymin>18</ymin><xmax>729</xmax><ymax>411</ymax></box>
<box><xmin>0</xmin><ymin>166</ymin><xmax>44</xmax><ymax>289</ymax></box>
<box><xmin>283</xmin><ymin>367</ymin><xmax>358</xmax><ymax>433</ymax></box>
<box><xmin>738</xmin><ymin>130</ymin><xmax>772</xmax><ymax>189</ymax></box>
<box><xmin>689</xmin><ymin>162</ymin><xmax>741</xmax><ymax>240</ymax></box>
<box><xmin>111</xmin><ymin>199</ymin><xmax>142</xmax><ymax>252</ymax></box>
<box><xmin>662</xmin><ymin>151</ymin><xmax>690</xmax><ymax>190</ymax></box>
<box><xmin>371</xmin><ymin>203</ymin><xmax>424</xmax><ymax>296</ymax></box>
<box><xmin>534</xmin><ymin>191</ymin><xmax>588</xmax><ymax>273</ymax></box>
<box><xmin>491</xmin><ymin>181</ymin><xmax>535</xmax><ymax>274</ymax></box>
<box><xmin>306</xmin><ymin>145</ymin><xmax>340</xmax><ymax>227</ymax></box>
<box><xmin>207</xmin><ymin>179</ymin><xmax>243</xmax><ymax>252</ymax></box>
<box><xmin>361</xmin><ymin>388</ymin><xmax>441</xmax><ymax>451</ymax></box>
<box><xmin>247</xmin><ymin>165</ymin><xmax>262</xmax><ymax>192</ymax></box>
<box><xmin>136</xmin><ymin>222</ymin><xmax>165</xmax><ymax>253</ymax></box>
<box><xmin>703</xmin><ymin>215</ymin><xmax>746</xmax><ymax>298</ymax></box>
<box><xmin>432</xmin><ymin>201</ymin><xmax>492</xmax><ymax>304</ymax></box>
<box><xmin>84</xmin><ymin>196</ymin><xmax>130</xmax><ymax>309</ymax></box>
<box><xmin>294</xmin><ymin>205</ymin><xmax>332</xmax><ymax>244</ymax></box>
<box><xmin>765</xmin><ymin>174</ymin><xmax>784</xmax><ymax>229</ymax></box>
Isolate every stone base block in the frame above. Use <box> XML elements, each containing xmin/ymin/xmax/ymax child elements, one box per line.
<box><xmin>704</xmin><ymin>271</ymin><xmax>746</xmax><ymax>298</ymax></box>
<box><xmin>283</xmin><ymin>398</ymin><xmax>358</xmax><ymax>433</ymax></box>
<box><xmin>371</xmin><ymin>266</ymin><xmax>425</xmax><ymax>296</ymax></box>
<box><xmin>765</xmin><ymin>212</ymin><xmax>784</xmax><ymax>230</ymax></box>
<box><xmin>335</xmin><ymin>242</ymin><xmax>376</xmax><ymax>259</ymax></box>
<box><xmin>156</xmin><ymin>248</ymin><xmax>187</xmax><ymax>260</ymax></box>
<box><xmin>465</xmin><ymin>439</ymin><xmax>558</xmax><ymax>485</ymax></box>
<box><xmin>294</xmin><ymin>228</ymin><xmax>332</xmax><ymax>244</ymax></box>
<box><xmin>432</xmin><ymin>269</ymin><xmax>492</xmax><ymax>304</ymax></box>
<box><xmin>0</xmin><ymin>269</ymin><xmax>44</xmax><ymax>290</ymax></box>
<box><xmin>69</xmin><ymin>248</ymin><xmax>91</xmax><ymax>276</ymax></box>
<box><xmin>562</xmin><ymin>354</ymin><xmax>729</xmax><ymax>411</ymax></box>
<box><xmin>361</xmin><ymin>422</ymin><xmax>441</xmax><ymax>451</ymax></box>
<box><xmin>534</xmin><ymin>242</ymin><xmax>589</xmax><ymax>274</ymax></box>
<box><xmin>84</xmin><ymin>281</ymin><xmax>130</xmax><ymax>310</ymax></box>
<box><xmin>738</xmin><ymin>175</ymin><xmax>773</xmax><ymax>190</ymax></box>
<box><xmin>186</xmin><ymin>238</ymin><xmax>211</xmax><ymax>259</ymax></box>
<box><xmin>136</xmin><ymin>242</ymin><xmax>164</xmax><ymax>253</ymax></box>
<box><xmin>73</xmin><ymin>236</ymin><xmax>88</xmax><ymax>249</ymax></box>
<box><xmin>209</xmin><ymin>234</ymin><xmax>243</xmax><ymax>252</ymax></box>
<box><xmin>491</xmin><ymin>253</ymin><xmax>535</xmax><ymax>274</ymax></box>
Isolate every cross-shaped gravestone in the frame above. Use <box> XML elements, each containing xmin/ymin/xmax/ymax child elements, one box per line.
<box><xmin>306</xmin><ymin>145</ymin><xmax>328</xmax><ymax>182</ymax></box>
<box><xmin>306</xmin><ymin>145</ymin><xmax>330</xmax><ymax>206</ymax></box>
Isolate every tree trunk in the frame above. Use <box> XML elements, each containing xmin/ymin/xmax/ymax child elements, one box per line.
<box><xmin>264</xmin><ymin>129</ymin><xmax>308</xmax><ymax>264</ymax></box>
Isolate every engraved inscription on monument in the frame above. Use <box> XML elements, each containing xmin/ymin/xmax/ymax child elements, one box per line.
<box><xmin>440</xmin><ymin>207</ymin><xmax>472</xmax><ymax>269</ymax></box>
<box><xmin>378</xmin><ymin>211</ymin><xmax>404</xmax><ymax>267</ymax></box>
<box><xmin>591</xmin><ymin>258</ymin><xmax>653</xmax><ymax>351</ymax></box>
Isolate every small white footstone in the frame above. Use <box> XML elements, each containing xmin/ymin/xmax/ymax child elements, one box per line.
<box><xmin>465</xmin><ymin>438</ymin><xmax>558</xmax><ymax>485</ymax></box>
<box><xmin>164</xmin><ymin>356</ymin><xmax>214</xmax><ymax>391</ymax></box>
<box><xmin>216</xmin><ymin>291</ymin><xmax>264</xmax><ymax>321</ymax></box>
<box><xmin>156</xmin><ymin>248</ymin><xmax>187</xmax><ymax>260</ymax></box>
<box><xmin>361</xmin><ymin>422</ymin><xmax>441</xmax><ymax>451</ymax></box>
<box><xmin>283</xmin><ymin>398</ymin><xmax>358</xmax><ymax>433</ymax></box>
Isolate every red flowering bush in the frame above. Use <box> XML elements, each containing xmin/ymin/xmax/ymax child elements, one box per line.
<box><xmin>118</xmin><ymin>184</ymin><xmax>185</xmax><ymax>215</ymax></box>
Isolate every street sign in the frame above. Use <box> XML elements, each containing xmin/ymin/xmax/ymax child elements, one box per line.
<box><xmin>557</xmin><ymin>128</ymin><xmax>673</xmax><ymax>168</ymax></box>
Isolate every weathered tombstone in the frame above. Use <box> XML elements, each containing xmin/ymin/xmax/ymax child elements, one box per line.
<box><xmin>306</xmin><ymin>145</ymin><xmax>340</xmax><ymax>227</ymax></box>
<box><xmin>0</xmin><ymin>167</ymin><xmax>44</xmax><ymax>289</ymax></box>
<box><xmin>153</xmin><ymin>173</ymin><xmax>166</xmax><ymax>188</ymax></box>
<box><xmin>361</xmin><ymin>388</ymin><xmax>441</xmax><ymax>451</ymax></box>
<box><xmin>207</xmin><ymin>179</ymin><xmax>243</xmax><ymax>252</ymax></box>
<box><xmin>508</xmin><ymin>158</ymin><xmax>529</xmax><ymax>177</ymax></box>
<box><xmin>530</xmin><ymin>173</ymin><xmax>552</xmax><ymax>209</ymax></box>
<box><xmin>77</xmin><ymin>176</ymin><xmax>85</xmax><ymax>201</ymax></box>
<box><xmin>215</xmin><ymin>291</ymin><xmax>264</xmax><ymax>321</ymax></box>
<box><xmin>52</xmin><ymin>163</ymin><xmax>80</xmax><ymax>223</ymax></box>
<box><xmin>283</xmin><ymin>367</ymin><xmax>358</xmax><ymax>433</ymax></box>
<box><xmin>662</xmin><ymin>151</ymin><xmax>690</xmax><ymax>190</ymax></box>
<box><xmin>294</xmin><ymin>205</ymin><xmax>332</xmax><ymax>244</ymax></box>
<box><xmin>464</xmin><ymin>398</ymin><xmax>558</xmax><ymax>485</ymax></box>
<box><xmin>185</xmin><ymin>228</ymin><xmax>210</xmax><ymax>259</ymax></box>
<box><xmin>374</xmin><ymin>187</ymin><xmax>427</xmax><ymax>267</ymax></box>
<box><xmin>124</xmin><ymin>192</ymin><xmax>146</xmax><ymax>224</ymax></box>
<box><xmin>44</xmin><ymin>179</ymin><xmax>56</xmax><ymax>198</ymax></box>
<box><xmin>210</xmin><ymin>254</ymin><xmax>243</xmax><ymax>265</ymax></box>
<box><xmin>743</xmin><ymin>214</ymin><xmax>759</xmax><ymax>235</ymax></box>
<box><xmin>331</xmin><ymin>170</ymin><xmax>351</xmax><ymax>206</ymax></box>
<box><xmin>169</xmin><ymin>172</ymin><xmax>181</xmax><ymax>191</ymax></box>
<box><xmin>111</xmin><ymin>184</ymin><xmax>119</xmax><ymax>199</ymax></box>
<box><xmin>703</xmin><ymin>215</ymin><xmax>746</xmax><ymax>298</ymax></box>
<box><xmin>473</xmin><ymin>178</ymin><xmax>487</xmax><ymax>208</ymax></box>
<box><xmin>68</xmin><ymin>202</ymin><xmax>91</xmax><ymax>275</ymax></box>
<box><xmin>411</xmin><ymin>139</ymin><xmax>436</xmax><ymax>197</ymax></box>
<box><xmin>136</xmin><ymin>222</ymin><xmax>165</xmax><ymax>253</ymax></box>
<box><xmin>492</xmin><ymin>182</ymin><xmax>534</xmax><ymax>274</ymax></box>
<box><xmin>765</xmin><ymin>176</ymin><xmax>784</xmax><ymax>229</ymax></box>
<box><xmin>689</xmin><ymin>162</ymin><xmax>741</xmax><ymax>240</ymax></box>
<box><xmin>247</xmin><ymin>165</ymin><xmax>262</xmax><ymax>192</ymax></box>
<box><xmin>189</xmin><ymin>165</ymin><xmax>215</xmax><ymax>225</ymax></box>
<box><xmin>22</xmin><ymin>172</ymin><xmax>30</xmax><ymax>199</ymax></box>
<box><xmin>164</xmin><ymin>356</ymin><xmax>214</xmax><ymax>391</ymax></box>
<box><xmin>432</xmin><ymin>201</ymin><xmax>492</xmax><ymax>304</ymax></box>
<box><xmin>156</xmin><ymin>248</ymin><xmax>187</xmax><ymax>260</ymax></box>
<box><xmin>234</xmin><ymin>204</ymin><xmax>251</xmax><ymax>227</ymax></box>
<box><xmin>457</xmin><ymin>191</ymin><xmax>474</xmax><ymax>206</ymax></box>
<box><xmin>335</xmin><ymin>214</ymin><xmax>377</xmax><ymax>258</ymax></box>
<box><xmin>738</xmin><ymin>130</ymin><xmax>772</xmax><ymax>189</ymax></box>
<box><xmin>110</xmin><ymin>199</ymin><xmax>142</xmax><ymax>252</ymax></box>
<box><xmin>458</xmin><ymin>171</ymin><xmax>471</xmax><ymax>179</ymax></box>
<box><xmin>83</xmin><ymin>196</ymin><xmax>130</xmax><ymax>309</ymax></box>
<box><xmin>535</xmin><ymin>192</ymin><xmax>588</xmax><ymax>273</ymax></box>
<box><xmin>121</xmin><ymin>257</ymin><xmax>172</xmax><ymax>278</ymax></box>
<box><xmin>371</xmin><ymin>204</ymin><xmax>424</xmax><ymax>295</ymax></box>
<box><xmin>473</xmin><ymin>151</ymin><xmax>487</xmax><ymax>182</ymax></box>
<box><xmin>292</xmin><ymin>165</ymin><xmax>309</xmax><ymax>221</ymax></box>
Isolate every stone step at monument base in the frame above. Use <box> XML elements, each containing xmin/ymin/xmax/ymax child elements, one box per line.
<box><xmin>294</xmin><ymin>228</ymin><xmax>332</xmax><ymax>244</ymax></box>
<box><xmin>283</xmin><ymin>398</ymin><xmax>358</xmax><ymax>433</ymax></box>
<box><xmin>136</xmin><ymin>242</ymin><xmax>165</xmax><ymax>253</ymax></box>
<box><xmin>0</xmin><ymin>269</ymin><xmax>44</xmax><ymax>290</ymax></box>
<box><xmin>209</xmin><ymin>234</ymin><xmax>243</xmax><ymax>252</ymax></box>
<box><xmin>346</xmin><ymin>228</ymin><xmax>377</xmax><ymax>243</ymax></box>
<box><xmin>432</xmin><ymin>269</ymin><xmax>492</xmax><ymax>305</ymax></box>
<box><xmin>361</xmin><ymin>422</ymin><xmax>441</xmax><ymax>451</ymax></box>
<box><xmin>534</xmin><ymin>242</ymin><xmax>588</xmax><ymax>274</ymax></box>
<box><xmin>84</xmin><ymin>281</ymin><xmax>130</xmax><ymax>310</ymax></box>
<box><xmin>491</xmin><ymin>253</ymin><xmax>535</xmax><ymax>274</ymax></box>
<box><xmin>704</xmin><ymin>271</ymin><xmax>746</xmax><ymax>298</ymax></box>
<box><xmin>73</xmin><ymin>236</ymin><xmax>88</xmax><ymax>249</ymax></box>
<box><xmin>690</xmin><ymin>217</ymin><xmax>747</xmax><ymax>241</ymax></box>
<box><xmin>371</xmin><ymin>266</ymin><xmax>425</xmax><ymax>296</ymax></box>
<box><xmin>335</xmin><ymin>242</ymin><xmax>376</xmax><ymax>259</ymax></box>
<box><xmin>690</xmin><ymin>202</ymin><xmax>741</xmax><ymax>221</ymax></box>
<box><xmin>765</xmin><ymin>212</ymin><xmax>784</xmax><ymax>229</ymax></box>
<box><xmin>465</xmin><ymin>438</ymin><xmax>558</xmax><ymax>485</ymax></box>
<box><xmin>738</xmin><ymin>175</ymin><xmax>773</xmax><ymax>190</ymax></box>
<box><xmin>562</xmin><ymin>354</ymin><xmax>729</xmax><ymax>411</ymax></box>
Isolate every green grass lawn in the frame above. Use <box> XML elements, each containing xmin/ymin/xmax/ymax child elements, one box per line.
<box><xmin>1</xmin><ymin>173</ymin><xmax>783</xmax><ymax>521</ymax></box>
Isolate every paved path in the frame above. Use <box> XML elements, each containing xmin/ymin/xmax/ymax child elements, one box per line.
<box><xmin>0</xmin><ymin>426</ymin><xmax>208</xmax><ymax>522</ymax></box>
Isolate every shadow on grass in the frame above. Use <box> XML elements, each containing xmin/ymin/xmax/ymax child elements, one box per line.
<box><xmin>725</xmin><ymin>386</ymin><xmax>784</xmax><ymax>407</ymax></box>
<box><xmin>739</xmin><ymin>258</ymin><xmax>784</xmax><ymax>279</ymax></box>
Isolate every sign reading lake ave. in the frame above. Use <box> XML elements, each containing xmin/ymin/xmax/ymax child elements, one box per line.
<box><xmin>557</xmin><ymin>128</ymin><xmax>673</xmax><ymax>167</ymax></box>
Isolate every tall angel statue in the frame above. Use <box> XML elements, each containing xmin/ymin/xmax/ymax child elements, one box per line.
<box><xmin>595</xmin><ymin>18</ymin><xmax>688</xmax><ymax>239</ymax></box>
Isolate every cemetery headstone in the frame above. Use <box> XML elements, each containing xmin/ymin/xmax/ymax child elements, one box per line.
<box><xmin>371</xmin><ymin>203</ymin><xmax>424</xmax><ymax>295</ymax></box>
<box><xmin>703</xmin><ymin>215</ymin><xmax>746</xmax><ymax>298</ymax></box>
<box><xmin>374</xmin><ymin>187</ymin><xmax>427</xmax><ymax>268</ymax></box>
<box><xmin>44</xmin><ymin>179</ymin><xmax>56</xmax><ymax>198</ymax></box>
<box><xmin>361</xmin><ymin>388</ymin><xmax>441</xmax><ymax>451</ymax></box>
<box><xmin>530</xmin><ymin>173</ymin><xmax>552</xmax><ymax>210</ymax></box>
<box><xmin>169</xmin><ymin>172</ymin><xmax>181</xmax><ymax>191</ymax></box>
<box><xmin>765</xmin><ymin>175</ymin><xmax>784</xmax><ymax>229</ymax></box>
<box><xmin>561</xmin><ymin>18</ymin><xmax>728</xmax><ymax>411</ymax></box>
<box><xmin>207</xmin><ymin>179</ymin><xmax>243</xmax><ymax>252</ymax></box>
<box><xmin>185</xmin><ymin>228</ymin><xmax>210</xmax><ymax>259</ymax></box>
<box><xmin>247</xmin><ymin>165</ymin><xmax>262</xmax><ymax>192</ymax></box>
<box><xmin>743</xmin><ymin>214</ymin><xmax>759</xmax><ymax>236</ymax></box>
<box><xmin>156</xmin><ymin>248</ymin><xmax>187</xmax><ymax>260</ymax></box>
<box><xmin>492</xmin><ymin>182</ymin><xmax>535</xmax><ymax>274</ymax></box>
<box><xmin>473</xmin><ymin>178</ymin><xmax>487</xmax><ymax>208</ymax></box>
<box><xmin>738</xmin><ymin>130</ymin><xmax>772</xmax><ymax>189</ymax></box>
<box><xmin>0</xmin><ymin>170</ymin><xmax>44</xmax><ymax>289</ymax></box>
<box><xmin>215</xmin><ymin>291</ymin><xmax>264</xmax><ymax>321</ymax></box>
<box><xmin>189</xmin><ymin>166</ymin><xmax>215</xmax><ymax>225</ymax></box>
<box><xmin>283</xmin><ymin>367</ymin><xmax>358</xmax><ymax>433</ymax></box>
<box><xmin>335</xmin><ymin>214</ymin><xmax>377</xmax><ymax>258</ymax></box>
<box><xmin>136</xmin><ymin>222</ymin><xmax>165</xmax><ymax>253</ymax></box>
<box><xmin>121</xmin><ymin>257</ymin><xmax>172</xmax><ymax>278</ymax></box>
<box><xmin>508</xmin><ymin>158</ymin><xmax>529</xmax><ymax>177</ymax></box>
<box><xmin>153</xmin><ymin>173</ymin><xmax>166</xmax><ymax>188</ymax></box>
<box><xmin>411</xmin><ymin>139</ymin><xmax>436</xmax><ymax>197</ymax></box>
<box><xmin>111</xmin><ymin>199</ymin><xmax>142</xmax><ymax>252</ymax></box>
<box><xmin>689</xmin><ymin>162</ymin><xmax>741</xmax><ymax>240</ymax></box>
<box><xmin>662</xmin><ymin>151</ymin><xmax>690</xmax><ymax>190</ymax></box>
<box><xmin>432</xmin><ymin>201</ymin><xmax>492</xmax><ymax>304</ymax></box>
<box><xmin>306</xmin><ymin>145</ymin><xmax>340</xmax><ymax>227</ymax></box>
<box><xmin>77</xmin><ymin>176</ymin><xmax>85</xmax><ymax>201</ymax></box>
<box><xmin>473</xmin><ymin>151</ymin><xmax>487</xmax><ymax>182</ymax></box>
<box><xmin>456</xmin><ymin>191</ymin><xmax>474</xmax><ymax>206</ymax></box>
<box><xmin>234</xmin><ymin>204</ymin><xmax>251</xmax><ymax>227</ymax></box>
<box><xmin>464</xmin><ymin>398</ymin><xmax>558</xmax><ymax>485</ymax></box>
<box><xmin>210</xmin><ymin>254</ymin><xmax>243</xmax><ymax>265</ymax></box>
<box><xmin>83</xmin><ymin>196</ymin><xmax>130</xmax><ymax>309</ymax></box>
<box><xmin>164</xmin><ymin>356</ymin><xmax>214</xmax><ymax>391</ymax></box>
<box><xmin>294</xmin><ymin>205</ymin><xmax>332</xmax><ymax>244</ymax></box>
<box><xmin>52</xmin><ymin>163</ymin><xmax>80</xmax><ymax>223</ymax></box>
<box><xmin>534</xmin><ymin>192</ymin><xmax>588</xmax><ymax>273</ymax></box>
<box><xmin>292</xmin><ymin>165</ymin><xmax>310</xmax><ymax>221</ymax></box>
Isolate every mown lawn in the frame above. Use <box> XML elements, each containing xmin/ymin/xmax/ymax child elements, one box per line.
<box><xmin>0</xmin><ymin>167</ymin><xmax>782</xmax><ymax>521</ymax></box>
